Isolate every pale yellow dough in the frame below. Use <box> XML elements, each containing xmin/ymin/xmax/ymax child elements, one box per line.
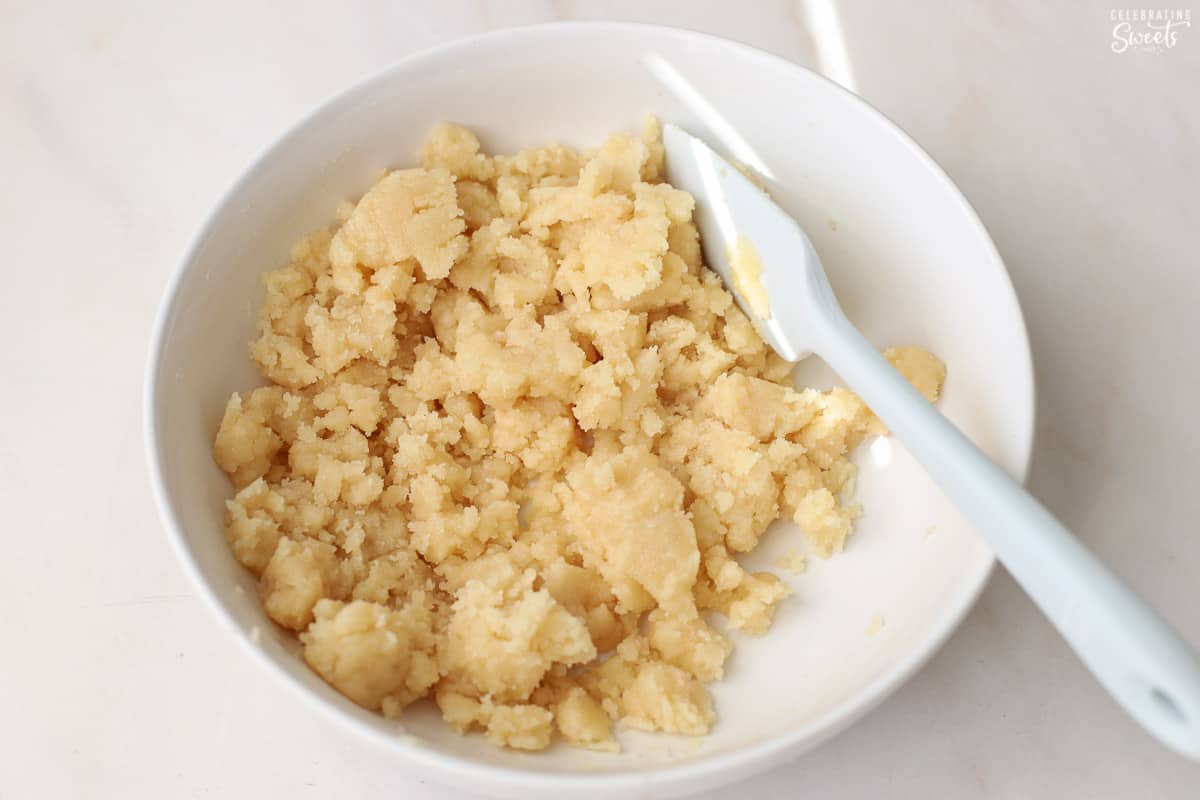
<box><xmin>212</xmin><ymin>119</ymin><xmax>945</xmax><ymax>752</ymax></box>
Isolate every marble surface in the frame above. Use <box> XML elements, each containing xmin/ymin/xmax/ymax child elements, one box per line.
<box><xmin>3</xmin><ymin>1</ymin><xmax>1198</xmax><ymax>796</ymax></box>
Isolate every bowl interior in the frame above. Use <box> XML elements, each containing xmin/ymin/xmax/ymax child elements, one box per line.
<box><xmin>149</xmin><ymin>23</ymin><xmax>1032</xmax><ymax>789</ymax></box>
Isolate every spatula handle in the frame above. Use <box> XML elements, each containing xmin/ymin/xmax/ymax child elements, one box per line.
<box><xmin>814</xmin><ymin>305</ymin><xmax>1200</xmax><ymax>759</ymax></box>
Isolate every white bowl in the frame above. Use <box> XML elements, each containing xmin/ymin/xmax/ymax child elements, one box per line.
<box><xmin>145</xmin><ymin>22</ymin><xmax>1034</xmax><ymax>799</ymax></box>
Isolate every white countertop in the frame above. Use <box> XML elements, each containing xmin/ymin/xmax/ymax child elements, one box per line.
<box><xmin>3</xmin><ymin>1</ymin><xmax>1198</xmax><ymax>797</ymax></box>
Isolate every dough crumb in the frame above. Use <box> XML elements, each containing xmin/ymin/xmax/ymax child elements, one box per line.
<box><xmin>774</xmin><ymin>551</ymin><xmax>807</xmax><ymax>575</ymax></box>
<box><xmin>884</xmin><ymin>346</ymin><xmax>945</xmax><ymax>405</ymax></box>
<box><xmin>866</xmin><ymin>614</ymin><xmax>886</xmax><ymax>636</ymax></box>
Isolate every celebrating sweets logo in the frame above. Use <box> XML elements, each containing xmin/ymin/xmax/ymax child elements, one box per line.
<box><xmin>1111</xmin><ymin>8</ymin><xmax>1191</xmax><ymax>53</ymax></box>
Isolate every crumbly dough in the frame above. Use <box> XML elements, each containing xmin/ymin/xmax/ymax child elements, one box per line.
<box><xmin>212</xmin><ymin>119</ymin><xmax>945</xmax><ymax>751</ymax></box>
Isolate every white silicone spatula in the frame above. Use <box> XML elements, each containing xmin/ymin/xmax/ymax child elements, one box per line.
<box><xmin>663</xmin><ymin>122</ymin><xmax>1200</xmax><ymax>758</ymax></box>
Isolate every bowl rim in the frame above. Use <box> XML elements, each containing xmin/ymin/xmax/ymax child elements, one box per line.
<box><xmin>144</xmin><ymin>20</ymin><xmax>1035</xmax><ymax>796</ymax></box>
